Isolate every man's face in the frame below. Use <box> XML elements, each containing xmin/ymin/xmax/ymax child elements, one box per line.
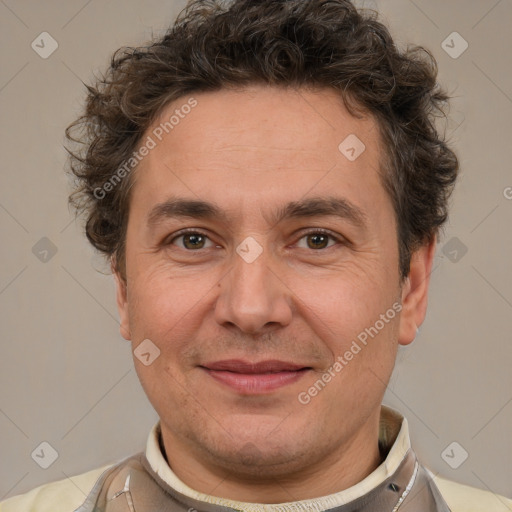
<box><xmin>115</xmin><ymin>86</ymin><xmax>423</xmax><ymax>479</ymax></box>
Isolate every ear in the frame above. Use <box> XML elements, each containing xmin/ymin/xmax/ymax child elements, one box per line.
<box><xmin>112</xmin><ymin>258</ymin><xmax>131</xmax><ymax>341</ymax></box>
<box><xmin>398</xmin><ymin>236</ymin><xmax>436</xmax><ymax>346</ymax></box>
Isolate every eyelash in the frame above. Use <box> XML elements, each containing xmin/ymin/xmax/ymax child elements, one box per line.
<box><xmin>166</xmin><ymin>228</ymin><xmax>345</xmax><ymax>251</ymax></box>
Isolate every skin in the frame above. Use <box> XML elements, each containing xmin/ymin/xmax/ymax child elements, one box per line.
<box><xmin>114</xmin><ymin>85</ymin><xmax>435</xmax><ymax>502</ymax></box>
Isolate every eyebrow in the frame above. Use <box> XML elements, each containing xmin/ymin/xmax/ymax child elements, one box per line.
<box><xmin>146</xmin><ymin>196</ymin><xmax>367</xmax><ymax>230</ymax></box>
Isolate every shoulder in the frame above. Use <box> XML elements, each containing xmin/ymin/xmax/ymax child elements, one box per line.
<box><xmin>429</xmin><ymin>471</ymin><xmax>512</xmax><ymax>512</ymax></box>
<box><xmin>0</xmin><ymin>463</ymin><xmax>114</xmax><ymax>512</ymax></box>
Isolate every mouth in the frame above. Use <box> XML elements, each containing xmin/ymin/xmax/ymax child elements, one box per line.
<box><xmin>199</xmin><ymin>359</ymin><xmax>312</xmax><ymax>394</ymax></box>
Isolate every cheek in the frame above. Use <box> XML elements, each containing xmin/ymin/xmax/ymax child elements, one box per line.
<box><xmin>126</xmin><ymin>274</ymin><xmax>176</xmax><ymax>348</ymax></box>
<box><xmin>126</xmin><ymin>265</ymin><xmax>216</xmax><ymax>360</ymax></box>
<box><xmin>291</xmin><ymin>264</ymin><xmax>398</xmax><ymax>353</ymax></box>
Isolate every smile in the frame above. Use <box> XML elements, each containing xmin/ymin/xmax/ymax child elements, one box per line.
<box><xmin>200</xmin><ymin>359</ymin><xmax>312</xmax><ymax>394</ymax></box>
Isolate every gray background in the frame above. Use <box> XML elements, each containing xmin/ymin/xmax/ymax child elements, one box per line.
<box><xmin>1</xmin><ymin>0</ymin><xmax>511</xmax><ymax>503</ymax></box>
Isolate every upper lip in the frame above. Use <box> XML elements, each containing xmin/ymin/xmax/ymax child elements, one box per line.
<box><xmin>201</xmin><ymin>359</ymin><xmax>309</xmax><ymax>374</ymax></box>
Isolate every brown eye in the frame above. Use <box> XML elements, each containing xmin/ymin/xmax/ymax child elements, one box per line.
<box><xmin>296</xmin><ymin>230</ymin><xmax>340</xmax><ymax>250</ymax></box>
<box><xmin>182</xmin><ymin>233</ymin><xmax>206</xmax><ymax>249</ymax></box>
<box><xmin>170</xmin><ymin>231</ymin><xmax>214</xmax><ymax>250</ymax></box>
<box><xmin>306</xmin><ymin>233</ymin><xmax>330</xmax><ymax>249</ymax></box>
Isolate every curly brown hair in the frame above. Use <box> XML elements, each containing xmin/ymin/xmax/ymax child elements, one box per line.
<box><xmin>65</xmin><ymin>0</ymin><xmax>458</xmax><ymax>282</ymax></box>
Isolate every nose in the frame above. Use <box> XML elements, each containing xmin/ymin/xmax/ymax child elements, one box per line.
<box><xmin>214</xmin><ymin>241</ymin><xmax>293</xmax><ymax>335</ymax></box>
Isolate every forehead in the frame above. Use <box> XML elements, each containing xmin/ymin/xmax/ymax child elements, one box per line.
<box><xmin>130</xmin><ymin>85</ymin><xmax>389</xmax><ymax>227</ymax></box>
<box><xmin>150</xmin><ymin>86</ymin><xmax>380</xmax><ymax>168</ymax></box>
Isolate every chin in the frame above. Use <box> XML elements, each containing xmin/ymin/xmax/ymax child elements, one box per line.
<box><xmin>193</xmin><ymin>418</ymin><xmax>319</xmax><ymax>477</ymax></box>
<box><xmin>209</xmin><ymin>440</ymin><xmax>311</xmax><ymax>479</ymax></box>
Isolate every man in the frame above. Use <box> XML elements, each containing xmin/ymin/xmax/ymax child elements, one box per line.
<box><xmin>2</xmin><ymin>0</ymin><xmax>510</xmax><ymax>510</ymax></box>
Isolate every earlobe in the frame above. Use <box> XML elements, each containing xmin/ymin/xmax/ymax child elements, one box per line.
<box><xmin>112</xmin><ymin>260</ymin><xmax>131</xmax><ymax>341</ymax></box>
<box><xmin>398</xmin><ymin>237</ymin><xmax>436</xmax><ymax>346</ymax></box>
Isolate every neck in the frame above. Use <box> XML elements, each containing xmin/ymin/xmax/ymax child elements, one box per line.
<box><xmin>160</xmin><ymin>410</ymin><xmax>384</xmax><ymax>503</ymax></box>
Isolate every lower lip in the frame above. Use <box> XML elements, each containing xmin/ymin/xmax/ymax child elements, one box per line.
<box><xmin>202</xmin><ymin>368</ymin><xmax>309</xmax><ymax>394</ymax></box>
